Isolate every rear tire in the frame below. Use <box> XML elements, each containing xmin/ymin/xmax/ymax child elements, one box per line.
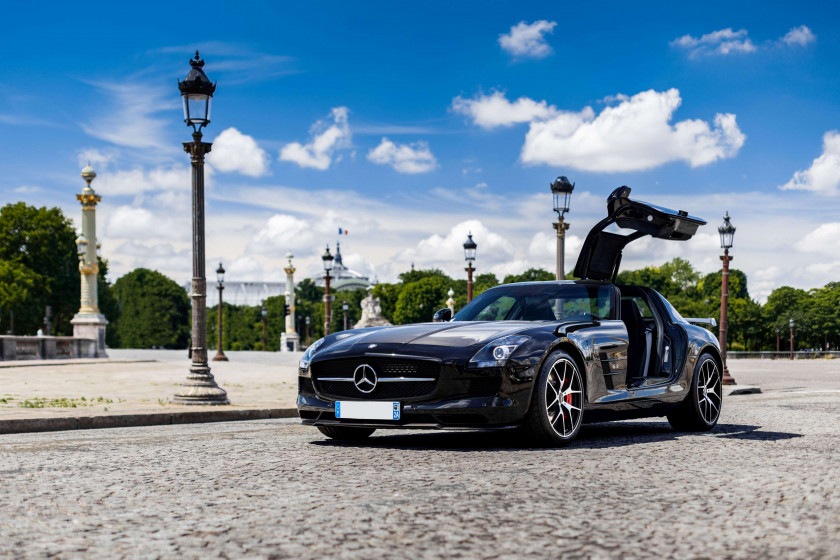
<box><xmin>667</xmin><ymin>353</ymin><xmax>722</xmax><ymax>431</ymax></box>
<box><xmin>317</xmin><ymin>425</ymin><xmax>376</xmax><ymax>440</ymax></box>
<box><xmin>524</xmin><ymin>350</ymin><xmax>585</xmax><ymax>446</ymax></box>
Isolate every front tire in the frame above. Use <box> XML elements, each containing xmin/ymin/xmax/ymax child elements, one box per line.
<box><xmin>317</xmin><ymin>425</ymin><xmax>376</xmax><ymax>440</ymax></box>
<box><xmin>524</xmin><ymin>351</ymin><xmax>585</xmax><ymax>446</ymax></box>
<box><xmin>667</xmin><ymin>353</ymin><xmax>722</xmax><ymax>431</ymax></box>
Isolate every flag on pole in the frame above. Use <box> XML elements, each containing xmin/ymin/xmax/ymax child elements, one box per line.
<box><xmin>338</xmin><ymin>227</ymin><xmax>349</xmax><ymax>235</ymax></box>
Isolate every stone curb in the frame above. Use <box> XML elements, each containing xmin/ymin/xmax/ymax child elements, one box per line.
<box><xmin>0</xmin><ymin>359</ymin><xmax>157</xmax><ymax>369</ymax></box>
<box><xmin>0</xmin><ymin>408</ymin><xmax>299</xmax><ymax>435</ymax></box>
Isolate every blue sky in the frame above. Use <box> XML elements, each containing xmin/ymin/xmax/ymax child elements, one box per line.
<box><xmin>1</xmin><ymin>0</ymin><xmax>838</xmax><ymax>300</ymax></box>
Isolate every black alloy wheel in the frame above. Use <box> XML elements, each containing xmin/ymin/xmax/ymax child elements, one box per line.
<box><xmin>667</xmin><ymin>353</ymin><xmax>722</xmax><ymax>431</ymax></box>
<box><xmin>524</xmin><ymin>350</ymin><xmax>585</xmax><ymax>446</ymax></box>
<box><xmin>317</xmin><ymin>425</ymin><xmax>376</xmax><ymax>440</ymax></box>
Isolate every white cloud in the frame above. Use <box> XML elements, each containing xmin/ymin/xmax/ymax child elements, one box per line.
<box><xmin>367</xmin><ymin>137</ymin><xmax>437</xmax><ymax>173</ymax></box>
<box><xmin>394</xmin><ymin>220</ymin><xmax>516</xmax><ymax>278</ymax></box>
<box><xmin>106</xmin><ymin>206</ymin><xmax>156</xmax><ymax>238</ymax></box>
<box><xmin>279</xmin><ymin>107</ymin><xmax>351</xmax><ymax>170</ymax></box>
<box><xmin>519</xmin><ymin>89</ymin><xmax>745</xmax><ymax>171</ymax></box>
<box><xmin>248</xmin><ymin>214</ymin><xmax>314</xmax><ymax>254</ymax></box>
<box><xmin>795</xmin><ymin>223</ymin><xmax>840</xmax><ymax>255</ymax></box>
<box><xmin>207</xmin><ymin>127</ymin><xmax>270</xmax><ymax>177</ymax></box>
<box><xmin>671</xmin><ymin>28</ymin><xmax>756</xmax><ymax>57</ymax></box>
<box><xmin>781</xmin><ymin>25</ymin><xmax>816</xmax><ymax>47</ymax></box>
<box><xmin>94</xmin><ymin>165</ymin><xmax>192</xmax><ymax>196</ymax></box>
<box><xmin>474</xmin><ymin>182</ymin><xmax>488</xmax><ymax>188</ymax></box>
<box><xmin>780</xmin><ymin>131</ymin><xmax>840</xmax><ymax>195</ymax></box>
<box><xmin>498</xmin><ymin>20</ymin><xmax>557</xmax><ymax>59</ymax></box>
<box><xmin>673</xmin><ymin>26</ymin><xmax>816</xmax><ymax>57</ymax></box>
<box><xmin>452</xmin><ymin>91</ymin><xmax>559</xmax><ymax>129</ymax></box>
<box><xmin>82</xmin><ymin>82</ymin><xmax>177</xmax><ymax>150</ymax></box>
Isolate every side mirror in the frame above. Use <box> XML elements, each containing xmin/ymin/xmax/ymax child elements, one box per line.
<box><xmin>433</xmin><ymin>308</ymin><xmax>452</xmax><ymax>322</ymax></box>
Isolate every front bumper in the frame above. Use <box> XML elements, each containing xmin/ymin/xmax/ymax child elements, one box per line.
<box><xmin>297</xmin><ymin>390</ymin><xmax>531</xmax><ymax>429</ymax></box>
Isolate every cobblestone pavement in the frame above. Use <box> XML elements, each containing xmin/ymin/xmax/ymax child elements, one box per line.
<box><xmin>0</xmin><ymin>365</ymin><xmax>838</xmax><ymax>559</ymax></box>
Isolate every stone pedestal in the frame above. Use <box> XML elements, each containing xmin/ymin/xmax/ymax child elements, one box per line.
<box><xmin>71</xmin><ymin>314</ymin><xmax>109</xmax><ymax>358</ymax></box>
<box><xmin>281</xmin><ymin>332</ymin><xmax>300</xmax><ymax>352</ymax></box>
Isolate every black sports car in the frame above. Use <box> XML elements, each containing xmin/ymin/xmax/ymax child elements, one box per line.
<box><xmin>297</xmin><ymin>187</ymin><xmax>723</xmax><ymax>445</ymax></box>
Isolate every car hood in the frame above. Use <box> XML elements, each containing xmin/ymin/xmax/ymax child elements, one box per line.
<box><xmin>313</xmin><ymin>321</ymin><xmax>533</xmax><ymax>362</ymax></box>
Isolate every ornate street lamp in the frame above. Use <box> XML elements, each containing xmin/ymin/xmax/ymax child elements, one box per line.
<box><xmin>322</xmin><ymin>245</ymin><xmax>334</xmax><ymax>335</ymax></box>
<box><xmin>463</xmin><ymin>232</ymin><xmax>477</xmax><ymax>303</ymax></box>
<box><xmin>718</xmin><ymin>212</ymin><xmax>736</xmax><ymax>385</ymax></box>
<box><xmin>172</xmin><ymin>51</ymin><xmax>228</xmax><ymax>405</ymax></box>
<box><xmin>212</xmin><ymin>263</ymin><xmax>228</xmax><ymax>362</ymax></box>
<box><xmin>261</xmin><ymin>302</ymin><xmax>268</xmax><ymax>351</ymax></box>
<box><xmin>776</xmin><ymin>326</ymin><xmax>781</xmax><ymax>355</ymax></box>
<box><xmin>342</xmin><ymin>300</ymin><xmax>349</xmax><ymax>331</ymax></box>
<box><xmin>789</xmin><ymin>318</ymin><xmax>795</xmax><ymax>360</ymax></box>
<box><xmin>550</xmin><ymin>176</ymin><xmax>574</xmax><ymax>280</ymax></box>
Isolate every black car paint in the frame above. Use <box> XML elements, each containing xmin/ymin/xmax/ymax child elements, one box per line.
<box><xmin>297</xmin><ymin>280</ymin><xmax>723</xmax><ymax>430</ymax></box>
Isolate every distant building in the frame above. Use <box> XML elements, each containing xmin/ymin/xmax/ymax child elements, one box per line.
<box><xmin>315</xmin><ymin>241</ymin><xmax>370</xmax><ymax>291</ymax></box>
<box><xmin>183</xmin><ymin>281</ymin><xmax>286</xmax><ymax>307</ymax></box>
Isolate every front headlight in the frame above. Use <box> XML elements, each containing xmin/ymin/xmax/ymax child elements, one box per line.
<box><xmin>299</xmin><ymin>337</ymin><xmax>325</xmax><ymax>370</ymax></box>
<box><xmin>468</xmin><ymin>335</ymin><xmax>531</xmax><ymax>368</ymax></box>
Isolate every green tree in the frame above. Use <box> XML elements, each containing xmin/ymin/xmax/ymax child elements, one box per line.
<box><xmin>0</xmin><ymin>203</ymin><xmax>79</xmax><ymax>334</ymax></box>
<box><xmin>474</xmin><ymin>272</ymin><xmax>499</xmax><ymax>296</ymax></box>
<box><xmin>810</xmin><ymin>283</ymin><xmax>840</xmax><ymax>349</ymax></box>
<box><xmin>0</xmin><ymin>261</ymin><xmax>41</xmax><ymax>333</ymax></box>
<box><xmin>762</xmin><ymin>286</ymin><xmax>812</xmax><ymax>350</ymax></box>
<box><xmin>111</xmin><ymin>268</ymin><xmax>190</xmax><ymax>349</ymax></box>
<box><xmin>503</xmin><ymin>268</ymin><xmax>555</xmax><ymax>284</ymax></box>
<box><xmin>394</xmin><ymin>276</ymin><xmax>450</xmax><ymax>324</ymax></box>
<box><xmin>97</xmin><ymin>258</ymin><xmax>120</xmax><ymax>347</ymax></box>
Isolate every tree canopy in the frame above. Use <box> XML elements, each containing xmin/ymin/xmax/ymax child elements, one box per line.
<box><xmin>111</xmin><ymin>268</ymin><xmax>190</xmax><ymax>349</ymax></box>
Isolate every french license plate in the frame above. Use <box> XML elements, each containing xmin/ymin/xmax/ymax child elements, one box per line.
<box><xmin>335</xmin><ymin>401</ymin><xmax>400</xmax><ymax>420</ymax></box>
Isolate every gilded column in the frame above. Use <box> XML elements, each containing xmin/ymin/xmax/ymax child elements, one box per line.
<box><xmin>71</xmin><ymin>165</ymin><xmax>109</xmax><ymax>357</ymax></box>
<box><xmin>283</xmin><ymin>252</ymin><xmax>300</xmax><ymax>352</ymax></box>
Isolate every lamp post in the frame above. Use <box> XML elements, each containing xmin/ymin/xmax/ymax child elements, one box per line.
<box><xmin>790</xmin><ymin>318</ymin><xmax>795</xmax><ymax>360</ymax></box>
<box><xmin>212</xmin><ymin>263</ymin><xmax>228</xmax><ymax>362</ymax></box>
<box><xmin>43</xmin><ymin>306</ymin><xmax>52</xmax><ymax>337</ymax></box>
<box><xmin>776</xmin><ymin>326</ymin><xmax>781</xmax><ymax>356</ymax></box>
<box><xmin>261</xmin><ymin>303</ymin><xmax>268</xmax><ymax>351</ymax></box>
<box><xmin>305</xmin><ymin>316</ymin><xmax>311</xmax><ymax>347</ymax></box>
<box><xmin>342</xmin><ymin>300</ymin><xmax>349</xmax><ymax>331</ymax></box>
<box><xmin>172</xmin><ymin>51</ymin><xmax>228</xmax><ymax>405</ymax></box>
<box><xmin>322</xmin><ymin>245</ymin><xmax>334</xmax><ymax>335</ymax></box>
<box><xmin>718</xmin><ymin>212</ymin><xmax>736</xmax><ymax>385</ymax></box>
<box><xmin>463</xmin><ymin>232</ymin><xmax>477</xmax><ymax>302</ymax></box>
<box><xmin>550</xmin><ymin>176</ymin><xmax>574</xmax><ymax>280</ymax></box>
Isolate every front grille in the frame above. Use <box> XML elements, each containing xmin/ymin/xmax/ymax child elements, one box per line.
<box><xmin>298</xmin><ymin>376</ymin><xmax>315</xmax><ymax>395</ymax></box>
<box><xmin>311</xmin><ymin>358</ymin><xmax>441</xmax><ymax>400</ymax></box>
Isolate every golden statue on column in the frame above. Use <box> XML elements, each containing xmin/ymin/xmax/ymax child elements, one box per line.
<box><xmin>70</xmin><ymin>164</ymin><xmax>109</xmax><ymax>357</ymax></box>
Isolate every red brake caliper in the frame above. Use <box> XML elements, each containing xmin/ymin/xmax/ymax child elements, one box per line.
<box><xmin>564</xmin><ymin>390</ymin><xmax>573</xmax><ymax>418</ymax></box>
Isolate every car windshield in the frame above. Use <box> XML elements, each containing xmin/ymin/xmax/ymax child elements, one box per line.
<box><xmin>453</xmin><ymin>283</ymin><xmax>614</xmax><ymax>322</ymax></box>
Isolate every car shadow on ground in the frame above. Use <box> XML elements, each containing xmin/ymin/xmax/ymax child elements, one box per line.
<box><xmin>309</xmin><ymin>421</ymin><xmax>802</xmax><ymax>452</ymax></box>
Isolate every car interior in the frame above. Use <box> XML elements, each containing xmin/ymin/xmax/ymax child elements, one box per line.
<box><xmin>619</xmin><ymin>286</ymin><xmax>668</xmax><ymax>386</ymax></box>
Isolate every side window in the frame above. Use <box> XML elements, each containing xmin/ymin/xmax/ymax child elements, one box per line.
<box><xmin>546</xmin><ymin>285</ymin><xmax>614</xmax><ymax>321</ymax></box>
<box><xmin>623</xmin><ymin>296</ymin><xmax>653</xmax><ymax>318</ymax></box>
<box><xmin>472</xmin><ymin>295</ymin><xmax>516</xmax><ymax>321</ymax></box>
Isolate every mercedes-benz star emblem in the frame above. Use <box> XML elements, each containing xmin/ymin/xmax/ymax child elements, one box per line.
<box><xmin>353</xmin><ymin>364</ymin><xmax>378</xmax><ymax>394</ymax></box>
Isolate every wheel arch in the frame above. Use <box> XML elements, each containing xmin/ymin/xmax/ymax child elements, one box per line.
<box><xmin>698</xmin><ymin>343</ymin><xmax>724</xmax><ymax>375</ymax></box>
<box><xmin>539</xmin><ymin>340</ymin><xmax>589</xmax><ymax>394</ymax></box>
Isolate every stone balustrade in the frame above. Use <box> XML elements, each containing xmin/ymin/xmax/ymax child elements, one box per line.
<box><xmin>0</xmin><ymin>336</ymin><xmax>98</xmax><ymax>361</ymax></box>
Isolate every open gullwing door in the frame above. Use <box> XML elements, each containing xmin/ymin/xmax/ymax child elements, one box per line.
<box><xmin>573</xmin><ymin>186</ymin><xmax>707</xmax><ymax>282</ymax></box>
